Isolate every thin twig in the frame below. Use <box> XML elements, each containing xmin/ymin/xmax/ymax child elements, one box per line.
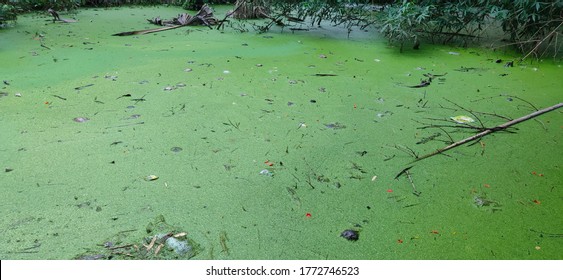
<box><xmin>520</xmin><ymin>21</ymin><xmax>563</xmax><ymax>62</ymax></box>
<box><xmin>500</xmin><ymin>94</ymin><xmax>539</xmax><ymax>111</ymax></box>
<box><xmin>405</xmin><ymin>170</ymin><xmax>421</xmax><ymax>196</ymax></box>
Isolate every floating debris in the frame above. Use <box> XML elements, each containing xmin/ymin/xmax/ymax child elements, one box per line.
<box><xmin>340</xmin><ymin>229</ymin><xmax>359</xmax><ymax>241</ymax></box>
<box><xmin>74</xmin><ymin>84</ymin><xmax>94</xmax><ymax>90</ymax></box>
<box><xmin>79</xmin><ymin>215</ymin><xmax>200</xmax><ymax>260</ymax></box>
<box><xmin>473</xmin><ymin>195</ymin><xmax>501</xmax><ymax>212</ymax></box>
<box><xmin>453</xmin><ymin>66</ymin><xmax>488</xmax><ymax>72</ymax></box>
<box><xmin>416</xmin><ymin>132</ymin><xmax>442</xmax><ymax>145</ymax></box>
<box><xmin>324</xmin><ymin>122</ymin><xmax>346</xmax><ymax>129</ymax></box>
<box><xmin>474</xmin><ymin>195</ymin><xmax>498</xmax><ymax>207</ymax></box>
<box><xmin>73</xmin><ymin>117</ymin><xmax>89</xmax><ymax>123</ymax></box>
<box><xmin>450</xmin><ymin>115</ymin><xmax>475</xmax><ymax>124</ymax></box>
<box><xmin>219</xmin><ymin>230</ymin><xmax>229</xmax><ymax>255</ymax></box>
<box><xmin>259</xmin><ymin>169</ymin><xmax>273</xmax><ymax>176</ymax></box>
<box><xmin>448</xmin><ymin>51</ymin><xmax>460</xmax><ymax>55</ymax></box>
<box><xmin>164</xmin><ymin>86</ymin><xmax>176</xmax><ymax>91</ymax></box>
<box><xmin>319</xmin><ymin>54</ymin><xmax>327</xmax><ymax>58</ymax></box>
<box><xmin>170</xmin><ymin>147</ymin><xmax>183</xmax><ymax>153</ymax></box>
<box><xmin>145</xmin><ymin>175</ymin><xmax>159</xmax><ymax>181</ymax></box>
<box><xmin>164</xmin><ymin>235</ymin><xmax>192</xmax><ymax>256</ymax></box>
<box><xmin>286</xmin><ymin>187</ymin><xmax>301</xmax><ymax>207</ymax></box>
<box><xmin>184</xmin><ymin>68</ymin><xmax>193</xmax><ymax>72</ymax></box>
<box><xmin>407</xmin><ymin>80</ymin><xmax>431</xmax><ymax>88</ymax></box>
<box><xmin>376</xmin><ymin>111</ymin><xmax>393</xmax><ymax>118</ymax></box>
<box><xmin>51</xmin><ymin>94</ymin><xmax>66</xmax><ymax>101</ymax></box>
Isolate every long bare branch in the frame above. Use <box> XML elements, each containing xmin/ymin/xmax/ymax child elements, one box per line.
<box><xmin>412</xmin><ymin>102</ymin><xmax>563</xmax><ymax>163</ymax></box>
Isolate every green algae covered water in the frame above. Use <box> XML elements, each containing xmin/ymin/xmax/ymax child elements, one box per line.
<box><xmin>1</xmin><ymin>6</ymin><xmax>562</xmax><ymax>260</ymax></box>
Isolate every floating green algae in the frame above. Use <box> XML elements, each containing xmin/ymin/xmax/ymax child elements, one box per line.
<box><xmin>1</xmin><ymin>6</ymin><xmax>561</xmax><ymax>260</ymax></box>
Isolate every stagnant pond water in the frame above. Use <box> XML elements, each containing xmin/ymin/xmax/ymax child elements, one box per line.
<box><xmin>1</xmin><ymin>6</ymin><xmax>561</xmax><ymax>260</ymax></box>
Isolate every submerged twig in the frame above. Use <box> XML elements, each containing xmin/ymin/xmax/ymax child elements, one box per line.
<box><xmin>394</xmin><ymin>145</ymin><xmax>419</xmax><ymax>159</ymax></box>
<box><xmin>405</xmin><ymin>170</ymin><xmax>421</xmax><ymax>196</ymax></box>
<box><xmin>223</xmin><ymin>119</ymin><xmax>240</xmax><ymax>130</ymax></box>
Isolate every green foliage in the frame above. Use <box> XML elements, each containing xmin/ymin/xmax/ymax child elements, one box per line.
<box><xmin>262</xmin><ymin>0</ymin><xmax>379</xmax><ymax>36</ymax></box>
<box><xmin>1</xmin><ymin>4</ymin><xmax>18</xmax><ymax>23</ymax></box>
<box><xmin>494</xmin><ymin>0</ymin><xmax>562</xmax><ymax>57</ymax></box>
<box><xmin>380</xmin><ymin>0</ymin><xmax>431</xmax><ymax>52</ymax></box>
<box><xmin>181</xmin><ymin>0</ymin><xmax>205</xmax><ymax>11</ymax></box>
<box><xmin>378</xmin><ymin>0</ymin><xmax>562</xmax><ymax>57</ymax></box>
<box><xmin>5</xmin><ymin>0</ymin><xmax>80</xmax><ymax>11</ymax></box>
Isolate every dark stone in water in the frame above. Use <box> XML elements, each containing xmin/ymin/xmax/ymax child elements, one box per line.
<box><xmin>171</xmin><ymin>147</ymin><xmax>183</xmax><ymax>153</ymax></box>
<box><xmin>73</xmin><ymin>117</ymin><xmax>89</xmax><ymax>123</ymax></box>
<box><xmin>340</xmin><ymin>229</ymin><xmax>359</xmax><ymax>241</ymax></box>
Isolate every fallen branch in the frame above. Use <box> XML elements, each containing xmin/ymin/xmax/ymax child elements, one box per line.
<box><xmin>112</xmin><ymin>25</ymin><xmax>183</xmax><ymax>36</ymax></box>
<box><xmin>520</xmin><ymin>21</ymin><xmax>563</xmax><ymax>61</ymax></box>
<box><xmin>412</xmin><ymin>102</ymin><xmax>563</xmax><ymax>163</ymax></box>
<box><xmin>217</xmin><ymin>1</ymin><xmax>244</xmax><ymax>30</ymax></box>
<box><xmin>112</xmin><ymin>5</ymin><xmax>216</xmax><ymax>36</ymax></box>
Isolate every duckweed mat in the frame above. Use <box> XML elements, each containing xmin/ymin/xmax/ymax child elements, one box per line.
<box><xmin>1</xmin><ymin>6</ymin><xmax>562</xmax><ymax>259</ymax></box>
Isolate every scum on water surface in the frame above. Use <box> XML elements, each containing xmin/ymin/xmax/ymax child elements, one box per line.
<box><xmin>0</xmin><ymin>6</ymin><xmax>561</xmax><ymax>260</ymax></box>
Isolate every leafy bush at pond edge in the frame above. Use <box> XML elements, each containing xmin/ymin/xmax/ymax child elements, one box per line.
<box><xmin>1</xmin><ymin>0</ymin><xmax>561</xmax><ymax>58</ymax></box>
<box><xmin>378</xmin><ymin>0</ymin><xmax>562</xmax><ymax>58</ymax></box>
